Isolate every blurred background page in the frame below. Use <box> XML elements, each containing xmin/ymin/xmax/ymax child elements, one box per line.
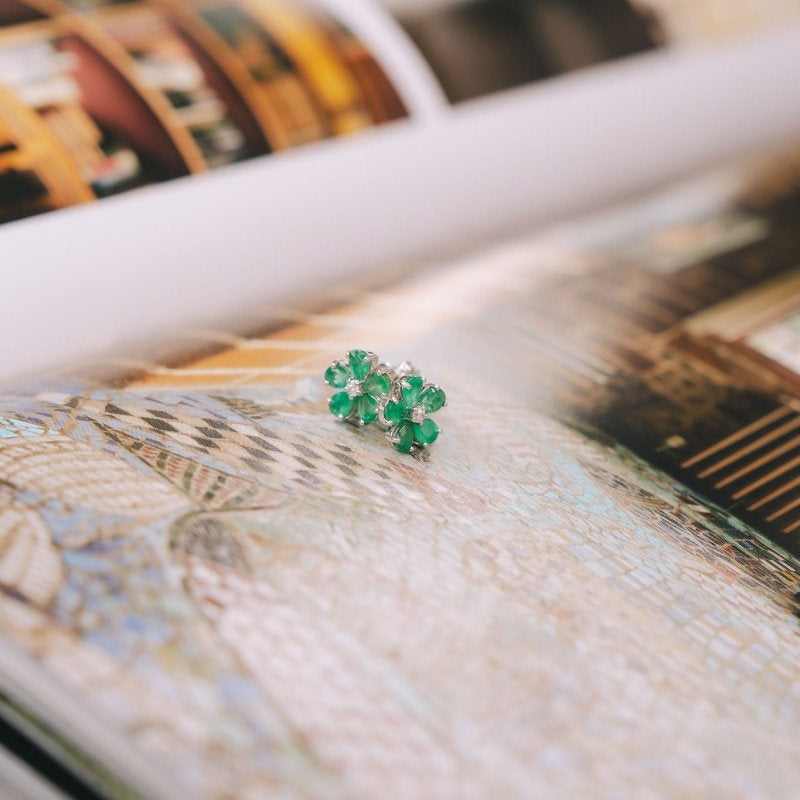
<box><xmin>1</xmin><ymin>0</ymin><xmax>800</xmax><ymax>377</ymax></box>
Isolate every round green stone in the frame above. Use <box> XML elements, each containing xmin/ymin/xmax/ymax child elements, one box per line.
<box><xmin>324</xmin><ymin>362</ymin><xmax>349</xmax><ymax>389</ymax></box>
<box><xmin>355</xmin><ymin>394</ymin><xmax>378</xmax><ymax>425</ymax></box>
<box><xmin>383</xmin><ymin>400</ymin><xmax>405</xmax><ymax>424</ymax></box>
<box><xmin>329</xmin><ymin>391</ymin><xmax>354</xmax><ymax>419</ymax></box>
<box><xmin>364</xmin><ymin>371</ymin><xmax>391</xmax><ymax>398</ymax></box>
<box><xmin>392</xmin><ymin>422</ymin><xmax>415</xmax><ymax>453</ymax></box>
<box><xmin>413</xmin><ymin>418</ymin><xmax>439</xmax><ymax>446</ymax></box>
<box><xmin>348</xmin><ymin>349</ymin><xmax>373</xmax><ymax>380</ymax></box>
<box><xmin>399</xmin><ymin>375</ymin><xmax>424</xmax><ymax>406</ymax></box>
<box><xmin>420</xmin><ymin>386</ymin><xmax>446</xmax><ymax>413</ymax></box>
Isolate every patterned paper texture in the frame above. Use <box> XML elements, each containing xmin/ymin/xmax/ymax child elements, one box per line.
<box><xmin>2</xmin><ymin>197</ymin><xmax>800</xmax><ymax>798</ymax></box>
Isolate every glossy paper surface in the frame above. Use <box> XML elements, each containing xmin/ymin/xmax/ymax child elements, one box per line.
<box><xmin>2</xmin><ymin>192</ymin><xmax>800</xmax><ymax>797</ymax></box>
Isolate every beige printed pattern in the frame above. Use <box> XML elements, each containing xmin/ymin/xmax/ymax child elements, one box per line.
<box><xmin>0</xmin><ymin>486</ymin><xmax>62</xmax><ymax>608</ymax></box>
<box><xmin>3</xmin><ymin>369</ymin><xmax>800</xmax><ymax>798</ymax></box>
<box><xmin>0</xmin><ymin>435</ymin><xmax>190</xmax><ymax>519</ymax></box>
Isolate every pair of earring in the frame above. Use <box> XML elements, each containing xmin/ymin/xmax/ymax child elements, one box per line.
<box><xmin>324</xmin><ymin>349</ymin><xmax>446</xmax><ymax>453</ymax></box>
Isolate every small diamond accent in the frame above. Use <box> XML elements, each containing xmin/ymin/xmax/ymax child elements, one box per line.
<box><xmin>346</xmin><ymin>378</ymin><xmax>362</xmax><ymax>398</ymax></box>
<box><xmin>411</xmin><ymin>405</ymin><xmax>427</xmax><ymax>424</ymax></box>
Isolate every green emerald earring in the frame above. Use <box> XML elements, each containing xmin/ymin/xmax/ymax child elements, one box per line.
<box><xmin>379</xmin><ymin>374</ymin><xmax>446</xmax><ymax>453</ymax></box>
<box><xmin>324</xmin><ymin>349</ymin><xmax>392</xmax><ymax>426</ymax></box>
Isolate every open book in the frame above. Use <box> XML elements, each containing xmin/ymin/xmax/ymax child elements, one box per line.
<box><xmin>3</xmin><ymin>1</ymin><xmax>800</xmax><ymax>797</ymax></box>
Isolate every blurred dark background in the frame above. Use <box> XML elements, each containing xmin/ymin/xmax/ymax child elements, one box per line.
<box><xmin>393</xmin><ymin>0</ymin><xmax>663</xmax><ymax>102</ymax></box>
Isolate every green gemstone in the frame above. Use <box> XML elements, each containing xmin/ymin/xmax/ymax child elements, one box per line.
<box><xmin>392</xmin><ymin>422</ymin><xmax>415</xmax><ymax>453</ymax></box>
<box><xmin>420</xmin><ymin>386</ymin><xmax>446</xmax><ymax>413</ymax></box>
<box><xmin>348</xmin><ymin>349</ymin><xmax>372</xmax><ymax>380</ymax></box>
<box><xmin>324</xmin><ymin>362</ymin><xmax>349</xmax><ymax>389</ymax></box>
<box><xmin>413</xmin><ymin>418</ymin><xmax>439</xmax><ymax>446</ymax></box>
<box><xmin>399</xmin><ymin>375</ymin><xmax>424</xmax><ymax>406</ymax></box>
<box><xmin>329</xmin><ymin>391</ymin><xmax>354</xmax><ymax>419</ymax></box>
<box><xmin>364</xmin><ymin>371</ymin><xmax>391</xmax><ymax>398</ymax></box>
<box><xmin>384</xmin><ymin>400</ymin><xmax>405</xmax><ymax>424</ymax></box>
<box><xmin>355</xmin><ymin>394</ymin><xmax>378</xmax><ymax>425</ymax></box>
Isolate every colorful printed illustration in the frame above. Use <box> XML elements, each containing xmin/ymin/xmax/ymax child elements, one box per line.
<box><xmin>0</xmin><ymin>0</ymin><xmax>407</xmax><ymax>224</ymax></box>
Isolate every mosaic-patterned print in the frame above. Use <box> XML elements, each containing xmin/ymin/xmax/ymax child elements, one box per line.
<box><xmin>2</xmin><ymin>200</ymin><xmax>800</xmax><ymax>798</ymax></box>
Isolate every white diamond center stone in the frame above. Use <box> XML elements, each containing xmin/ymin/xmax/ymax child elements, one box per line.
<box><xmin>411</xmin><ymin>405</ymin><xmax>427</xmax><ymax>424</ymax></box>
<box><xmin>346</xmin><ymin>378</ymin><xmax>363</xmax><ymax>398</ymax></box>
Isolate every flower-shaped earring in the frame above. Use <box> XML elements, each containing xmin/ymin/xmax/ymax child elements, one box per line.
<box><xmin>324</xmin><ymin>349</ymin><xmax>392</xmax><ymax>426</ymax></box>
<box><xmin>379</xmin><ymin>375</ymin><xmax>446</xmax><ymax>453</ymax></box>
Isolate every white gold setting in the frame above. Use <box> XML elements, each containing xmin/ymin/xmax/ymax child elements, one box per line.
<box><xmin>395</xmin><ymin>361</ymin><xmax>417</xmax><ymax>379</ymax></box>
